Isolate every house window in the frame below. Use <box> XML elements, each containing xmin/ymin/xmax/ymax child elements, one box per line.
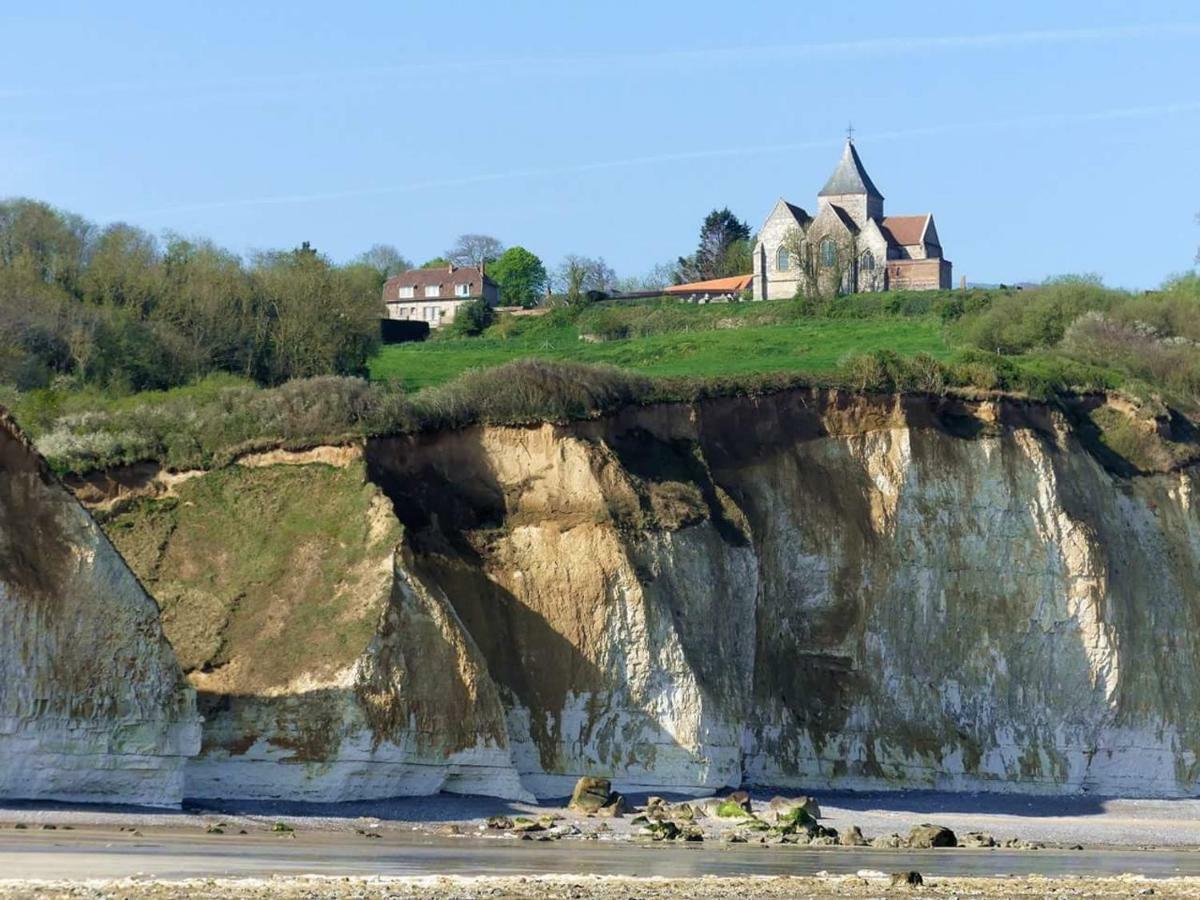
<box><xmin>455</xmin><ymin>283</ymin><xmax>471</xmax><ymax>297</ymax></box>
<box><xmin>424</xmin><ymin>306</ymin><xmax>438</xmax><ymax>321</ymax></box>
<box><xmin>820</xmin><ymin>239</ymin><xmax>836</xmax><ymax>268</ymax></box>
<box><xmin>775</xmin><ymin>246</ymin><xmax>790</xmax><ymax>272</ymax></box>
<box><xmin>424</xmin><ymin>284</ymin><xmax>440</xmax><ymax>298</ymax></box>
<box><xmin>398</xmin><ymin>285</ymin><xmax>414</xmax><ymax>299</ymax></box>
<box><xmin>861</xmin><ymin>250</ymin><xmax>875</xmax><ymax>272</ymax></box>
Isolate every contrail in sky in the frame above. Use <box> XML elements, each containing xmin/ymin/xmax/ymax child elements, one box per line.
<box><xmin>3</xmin><ymin>21</ymin><xmax>1199</xmax><ymax>100</ymax></box>
<box><xmin>114</xmin><ymin>100</ymin><xmax>1200</xmax><ymax>220</ymax></box>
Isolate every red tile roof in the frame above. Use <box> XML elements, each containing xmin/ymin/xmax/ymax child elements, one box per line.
<box><xmin>880</xmin><ymin>215</ymin><xmax>929</xmax><ymax>247</ymax></box>
<box><xmin>665</xmin><ymin>274</ymin><xmax>753</xmax><ymax>294</ymax></box>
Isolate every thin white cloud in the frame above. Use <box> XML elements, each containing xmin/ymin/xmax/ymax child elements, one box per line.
<box><xmin>112</xmin><ymin>100</ymin><xmax>1200</xmax><ymax>221</ymax></box>
<box><xmin>3</xmin><ymin>21</ymin><xmax>1199</xmax><ymax>101</ymax></box>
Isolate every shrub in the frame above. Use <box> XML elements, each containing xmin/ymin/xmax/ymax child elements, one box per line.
<box><xmin>954</xmin><ymin>279</ymin><xmax>1123</xmax><ymax>354</ymax></box>
<box><xmin>409</xmin><ymin>359</ymin><xmax>654</xmax><ymax>430</ymax></box>
<box><xmin>449</xmin><ymin>299</ymin><xmax>497</xmax><ymax>337</ymax></box>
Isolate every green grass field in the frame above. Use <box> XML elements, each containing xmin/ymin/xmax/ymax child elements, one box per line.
<box><xmin>369</xmin><ymin>314</ymin><xmax>951</xmax><ymax>391</ymax></box>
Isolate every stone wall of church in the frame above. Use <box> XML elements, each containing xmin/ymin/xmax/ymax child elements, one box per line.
<box><xmin>753</xmin><ymin>212</ymin><xmax>805</xmax><ymax>301</ymax></box>
<box><xmin>818</xmin><ymin>193</ymin><xmax>881</xmax><ymax>227</ymax></box>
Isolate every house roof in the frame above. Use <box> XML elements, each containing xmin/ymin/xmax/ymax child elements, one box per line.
<box><xmin>383</xmin><ymin>265</ymin><xmax>496</xmax><ymax>302</ymax></box>
<box><xmin>665</xmin><ymin>274</ymin><xmax>753</xmax><ymax>294</ymax></box>
<box><xmin>818</xmin><ymin>139</ymin><xmax>884</xmax><ymax>200</ymax></box>
<box><xmin>880</xmin><ymin>214</ymin><xmax>930</xmax><ymax>247</ymax></box>
<box><xmin>385</xmin><ymin>265</ymin><xmax>495</xmax><ymax>290</ymax></box>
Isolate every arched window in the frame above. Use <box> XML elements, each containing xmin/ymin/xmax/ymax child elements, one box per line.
<box><xmin>775</xmin><ymin>246</ymin><xmax>790</xmax><ymax>271</ymax></box>
<box><xmin>820</xmin><ymin>238</ymin><xmax>836</xmax><ymax>268</ymax></box>
<box><xmin>861</xmin><ymin>250</ymin><xmax>875</xmax><ymax>272</ymax></box>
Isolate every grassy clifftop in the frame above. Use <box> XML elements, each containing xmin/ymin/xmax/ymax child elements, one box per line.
<box><xmin>371</xmin><ymin>308</ymin><xmax>951</xmax><ymax>389</ymax></box>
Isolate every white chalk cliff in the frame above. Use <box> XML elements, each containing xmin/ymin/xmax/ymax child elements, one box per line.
<box><xmin>0</xmin><ymin>410</ymin><xmax>199</xmax><ymax>806</ymax></box>
<box><xmin>48</xmin><ymin>388</ymin><xmax>1200</xmax><ymax>802</ymax></box>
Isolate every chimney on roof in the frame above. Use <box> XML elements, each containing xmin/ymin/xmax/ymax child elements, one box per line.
<box><xmin>448</xmin><ymin>263</ymin><xmax>455</xmax><ymax>274</ymax></box>
<box><xmin>479</xmin><ymin>259</ymin><xmax>485</xmax><ymax>277</ymax></box>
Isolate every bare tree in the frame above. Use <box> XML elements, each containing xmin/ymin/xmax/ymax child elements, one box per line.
<box><xmin>446</xmin><ymin>234</ymin><xmax>504</xmax><ymax>269</ymax></box>
<box><xmin>356</xmin><ymin>244</ymin><xmax>412</xmax><ymax>278</ymax></box>
<box><xmin>782</xmin><ymin>227</ymin><xmax>860</xmax><ymax>301</ymax></box>
<box><xmin>554</xmin><ymin>255</ymin><xmax>616</xmax><ymax>305</ymax></box>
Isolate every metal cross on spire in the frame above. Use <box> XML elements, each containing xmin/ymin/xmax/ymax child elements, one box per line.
<box><xmin>846</xmin><ymin>122</ymin><xmax>856</xmax><ymax>142</ymax></box>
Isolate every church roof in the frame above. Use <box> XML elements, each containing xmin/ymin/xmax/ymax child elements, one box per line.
<box><xmin>783</xmin><ymin>201</ymin><xmax>809</xmax><ymax>221</ymax></box>
<box><xmin>818</xmin><ymin>140</ymin><xmax>884</xmax><ymax>200</ymax></box>
<box><xmin>828</xmin><ymin>205</ymin><xmax>860</xmax><ymax>234</ymax></box>
<box><xmin>881</xmin><ymin>214</ymin><xmax>931</xmax><ymax>247</ymax></box>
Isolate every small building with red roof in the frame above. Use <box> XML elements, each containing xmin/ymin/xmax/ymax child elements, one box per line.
<box><xmin>664</xmin><ymin>274</ymin><xmax>753</xmax><ymax>303</ymax></box>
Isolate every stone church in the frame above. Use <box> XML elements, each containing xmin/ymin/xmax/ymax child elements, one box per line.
<box><xmin>752</xmin><ymin>139</ymin><xmax>951</xmax><ymax>300</ymax></box>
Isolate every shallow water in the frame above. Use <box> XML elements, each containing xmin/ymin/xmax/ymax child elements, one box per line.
<box><xmin>4</xmin><ymin>832</ymin><xmax>1200</xmax><ymax>881</ymax></box>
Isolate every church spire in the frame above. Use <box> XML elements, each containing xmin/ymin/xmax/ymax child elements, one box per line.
<box><xmin>818</xmin><ymin>138</ymin><xmax>884</xmax><ymax>201</ymax></box>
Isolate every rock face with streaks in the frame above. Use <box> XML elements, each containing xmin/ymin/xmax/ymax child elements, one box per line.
<box><xmin>63</xmin><ymin>388</ymin><xmax>1200</xmax><ymax>801</ymax></box>
<box><xmin>0</xmin><ymin>409</ymin><xmax>199</xmax><ymax>806</ymax></box>
<box><xmin>367</xmin><ymin>391</ymin><xmax>1200</xmax><ymax>798</ymax></box>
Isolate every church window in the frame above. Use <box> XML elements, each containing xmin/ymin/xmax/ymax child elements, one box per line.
<box><xmin>775</xmin><ymin>246</ymin><xmax>790</xmax><ymax>271</ymax></box>
<box><xmin>861</xmin><ymin>250</ymin><xmax>875</xmax><ymax>271</ymax></box>
<box><xmin>820</xmin><ymin>239</ymin><xmax>836</xmax><ymax>268</ymax></box>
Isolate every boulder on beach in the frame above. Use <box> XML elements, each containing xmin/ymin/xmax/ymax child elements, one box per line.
<box><xmin>907</xmin><ymin>824</ymin><xmax>957</xmax><ymax>848</ymax></box>
<box><xmin>568</xmin><ymin>776</ymin><xmax>612</xmax><ymax>813</ymax></box>
<box><xmin>839</xmin><ymin>825</ymin><xmax>867</xmax><ymax>846</ymax></box>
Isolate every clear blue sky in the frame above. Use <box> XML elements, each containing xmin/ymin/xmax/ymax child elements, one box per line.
<box><xmin>1</xmin><ymin>1</ymin><xmax>1197</xmax><ymax>289</ymax></box>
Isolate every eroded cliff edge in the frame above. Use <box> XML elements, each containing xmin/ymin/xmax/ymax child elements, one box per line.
<box><xmin>0</xmin><ymin>410</ymin><xmax>199</xmax><ymax>806</ymax></box>
<box><xmin>69</xmin><ymin>389</ymin><xmax>1200</xmax><ymax>800</ymax></box>
<box><xmin>90</xmin><ymin>450</ymin><xmax>528</xmax><ymax>802</ymax></box>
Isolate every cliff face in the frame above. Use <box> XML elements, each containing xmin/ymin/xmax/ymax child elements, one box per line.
<box><xmin>0</xmin><ymin>411</ymin><xmax>199</xmax><ymax>806</ymax></box>
<box><xmin>98</xmin><ymin>450</ymin><xmax>528</xmax><ymax>802</ymax></box>
<box><xmin>61</xmin><ymin>389</ymin><xmax>1200</xmax><ymax>801</ymax></box>
<box><xmin>367</xmin><ymin>391</ymin><xmax>1200</xmax><ymax>798</ymax></box>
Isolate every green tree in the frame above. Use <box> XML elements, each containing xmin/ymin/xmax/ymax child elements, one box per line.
<box><xmin>0</xmin><ymin>198</ymin><xmax>92</xmax><ymax>293</ymax></box>
<box><xmin>251</xmin><ymin>247</ymin><xmax>379</xmax><ymax>383</ymax></box>
<box><xmin>488</xmin><ymin>246</ymin><xmax>548</xmax><ymax>307</ymax></box>
<box><xmin>677</xmin><ymin>208</ymin><xmax>752</xmax><ymax>282</ymax></box>
<box><xmin>81</xmin><ymin>223</ymin><xmax>162</xmax><ymax>315</ymax></box>
<box><xmin>154</xmin><ymin>235</ymin><xmax>262</xmax><ymax>379</ymax></box>
<box><xmin>421</xmin><ymin>256</ymin><xmax>451</xmax><ymax>269</ymax></box>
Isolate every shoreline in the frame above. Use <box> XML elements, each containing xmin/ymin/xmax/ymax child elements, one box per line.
<box><xmin>4</xmin><ymin>788</ymin><xmax>1200</xmax><ymax>850</ymax></box>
